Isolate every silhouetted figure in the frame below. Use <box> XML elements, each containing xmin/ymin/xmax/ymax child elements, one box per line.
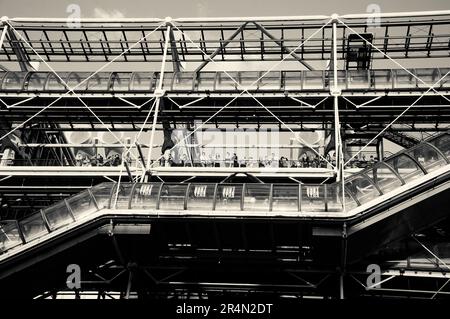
<box><xmin>232</xmin><ymin>153</ymin><xmax>239</xmax><ymax>167</ymax></box>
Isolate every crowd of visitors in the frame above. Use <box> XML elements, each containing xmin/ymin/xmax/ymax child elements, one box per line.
<box><xmin>156</xmin><ymin>151</ymin><xmax>379</xmax><ymax>168</ymax></box>
<box><xmin>74</xmin><ymin>153</ymin><xmax>133</xmax><ymax>167</ymax></box>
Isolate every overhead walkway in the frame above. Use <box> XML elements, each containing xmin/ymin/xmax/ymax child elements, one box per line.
<box><xmin>0</xmin><ymin>68</ymin><xmax>449</xmax><ymax>96</ymax></box>
<box><xmin>2</xmin><ymin>132</ymin><xmax>450</xmax><ymax>260</ymax></box>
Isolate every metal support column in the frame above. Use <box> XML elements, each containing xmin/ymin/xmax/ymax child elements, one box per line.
<box><xmin>0</xmin><ymin>24</ymin><xmax>8</xmax><ymax>52</ymax></box>
<box><xmin>0</xmin><ymin>24</ymin><xmax>7</xmax><ymax>71</ymax></box>
<box><xmin>376</xmin><ymin>137</ymin><xmax>384</xmax><ymax>160</ymax></box>
<box><xmin>331</xmin><ymin>15</ymin><xmax>345</xmax><ymax>209</ymax></box>
<box><xmin>168</xmin><ymin>27</ymin><xmax>182</xmax><ymax>75</ymax></box>
<box><xmin>142</xmin><ymin>17</ymin><xmax>172</xmax><ymax>181</ymax></box>
<box><xmin>339</xmin><ymin>274</ymin><xmax>345</xmax><ymax>299</ymax></box>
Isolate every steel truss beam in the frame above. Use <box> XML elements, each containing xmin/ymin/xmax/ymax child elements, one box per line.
<box><xmin>1</xmin><ymin>11</ymin><xmax>449</xmax><ymax>64</ymax></box>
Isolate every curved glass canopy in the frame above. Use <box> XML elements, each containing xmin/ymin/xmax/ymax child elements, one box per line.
<box><xmin>1</xmin><ymin>132</ymin><xmax>450</xmax><ymax>255</ymax></box>
<box><xmin>1</xmin><ymin>68</ymin><xmax>449</xmax><ymax>93</ymax></box>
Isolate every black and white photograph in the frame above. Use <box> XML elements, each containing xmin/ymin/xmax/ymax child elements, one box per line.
<box><xmin>0</xmin><ymin>0</ymin><xmax>449</xmax><ymax>316</ymax></box>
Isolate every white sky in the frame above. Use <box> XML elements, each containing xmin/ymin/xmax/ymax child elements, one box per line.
<box><xmin>1</xmin><ymin>0</ymin><xmax>449</xmax><ymax>18</ymax></box>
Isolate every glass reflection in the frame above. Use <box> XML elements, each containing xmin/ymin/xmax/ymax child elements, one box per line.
<box><xmin>385</xmin><ymin>154</ymin><xmax>425</xmax><ymax>183</ymax></box>
<box><xmin>272</xmin><ymin>184</ymin><xmax>299</xmax><ymax>212</ymax></box>
<box><xmin>345</xmin><ymin>174</ymin><xmax>380</xmax><ymax>205</ymax></box>
<box><xmin>215</xmin><ymin>184</ymin><xmax>243</xmax><ymax>211</ymax></box>
<box><xmin>244</xmin><ymin>184</ymin><xmax>271</xmax><ymax>211</ymax></box>
<box><xmin>187</xmin><ymin>184</ymin><xmax>215</xmax><ymax>211</ymax></box>
<box><xmin>130</xmin><ymin>183</ymin><xmax>161</xmax><ymax>209</ymax></box>
<box><xmin>19</xmin><ymin>213</ymin><xmax>48</xmax><ymax>242</ymax></box>
<box><xmin>407</xmin><ymin>144</ymin><xmax>447</xmax><ymax>173</ymax></box>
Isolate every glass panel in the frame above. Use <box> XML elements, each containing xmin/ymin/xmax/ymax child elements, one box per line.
<box><xmin>215</xmin><ymin>184</ymin><xmax>243</xmax><ymax>211</ymax></box>
<box><xmin>385</xmin><ymin>154</ymin><xmax>424</xmax><ymax>183</ymax></box>
<box><xmin>303</xmin><ymin>71</ymin><xmax>325</xmax><ymax>90</ymax></box>
<box><xmin>366</xmin><ymin>163</ymin><xmax>403</xmax><ymax>194</ymax></box>
<box><xmin>171</xmin><ymin>72</ymin><xmax>194</xmax><ymax>91</ymax></box>
<box><xmin>160</xmin><ymin>72</ymin><xmax>173</xmax><ymax>90</ymax></box>
<box><xmin>326</xmin><ymin>183</ymin><xmax>344</xmax><ymax>212</ymax></box>
<box><xmin>343</xmin><ymin>188</ymin><xmax>359</xmax><ymax>211</ymax></box>
<box><xmin>258</xmin><ymin>71</ymin><xmax>281</xmax><ymax>90</ymax></box>
<box><xmin>131</xmin><ymin>72</ymin><xmax>155</xmax><ymax>91</ymax></box>
<box><xmin>215</xmin><ymin>72</ymin><xmax>237</xmax><ymax>91</ymax></box>
<box><xmin>237</xmin><ymin>71</ymin><xmax>259</xmax><ymax>90</ymax></box>
<box><xmin>429</xmin><ymin>133</ymin><xmax>450</xmax><ymax>159</ymax></box>
<box><xmin>0</xmin><ymin>72</ymin><xmax>7</xmax><ymax>88</ymax></box>
<box><xmin>112</xmin><ymin>72</ymin><xmax>132</xmax><ymax>91</ymax></box>
<box><xmin>395</xmin><ymin>69</ymin><xmax>417</xmax><ymax>88</ymax></box>
<box><xmin>91</xmin><ymin>183</ymin><xmax>114</xmax><ymax>209</ymax></box>
<box><xmin>187</xmin><ymin>184</ymin><xmax>215</xmax><ymax>211</ymax></box>
<box><xmin>86</xmin><ymin>72</ymin><xmax>111</xmax><ymax>91</ymax></box>
<box><xmin>344</xmin><ymin>174</ymin><xmax>380</xmax><ymax>205</ymax></box>
<box><xmin>26</xmin><ymin>72</ymin><xmax>49</xmax><ymax>91</ymax></box>
<box><xmin>159</xmin><ymin>184</ymin><xmax>188</xmax><ymax>210</ymax></box>
<box><xmin>19</xmin><ymin>213</ymin><xmax>48</xmax><ymax>242</ymax></box>
<box><xmin>2</xmin><ymin>72</ymin><xmax>28</xmax><ymax>90</ymax></box>
<box><xmin>130</xmin><ymin>183</ymin><xmax>161</xmax><ymax>209</ymax></box>
<box><xmin>46</xmin><ymin>72</ymin><xmax>69</xmax><ymax>91</ymax></box>
<box><xmin>0</xmin><ymin>222</ymin><xmax>23</xmax><ymax>252</ymax></box>
<box><xmin>301</xmin><ymin>185</ymin><xmax>325</xmax><ymax>212</ymax></box>
<box><xmin>43</xmin><ymin>201</ymin><xmax>74</xmax><ymax>230</ymax></box>
<box><xmin>272</xmin><ymin>184</ymin><xmax>298</xmax><ymax>212</ymax></box>
<box><xmin>111</xmin><ymin>183</ymin><xmax>134</xmax><ymax>209</ymax></box>
<box><xmin>194</xmin><ymin>72</ymin><xmax>216</xmax><ymax>91</ymax></box>
<box><xmin>373</xmin><ymin>70</ymin><xmax>393</xmax><ymax>90</ymax></box>
<box><xmin>66</xmin><ymin>190</ymin><xmax>99</xmax><ymax>220</ymax></box>
<box><xmin>283</xmin><ymin>71</ymin><xmax>302</xmax><ymax>91</ymax></box>
<box><xmin>347</xmin><ymin>70</ymin><xmax>370</xmax><ymax>89</ymax></box>
<box><xmin>67</xmin><ymin>72</ymin><xmax>90</xmax><ymax>91</ymax></box>
<box><xmin>439</xmin><ymin>68</ymin><xmax>450</xmax><ymax>88</ymax></box>
<box><xmin>329</xmin><ymin>70</ymin><xmax>346</xmax><ymax>90</ymax></box>
<box><xmin>417</xmin><ymin>68</ymin><xmax>441</xmax><ymax>89</ymax></box>
<box><xmin>407</xmin><ymin>143</ymin><xmax>447</xmax><ymax>173</ymax></box>
<box><xmin>243</xmin><ymin>184</ymin><xmax>271</xmax><ymax>211</ymax></box>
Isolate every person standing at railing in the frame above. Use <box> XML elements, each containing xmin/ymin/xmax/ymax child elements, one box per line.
<box><xmin>0</xmin><ymin>148</ymin><xmax>15</xmax><ymax>166</ymax></box>
<box><xmin>418</xmin><ymin>154</ymin><xmax>426</xmax><ymax>166</ymax></box>
<box><xmin>215</xmin><ymin>153</ymin><xmax>221</xmax><ymax>167</ymax></box>
<box><xmin>125</xmin><ymin>153</ymin><xmax>132</xmax><ymax>166</ymax></box>
<box><xmin>112</xmin><ymin>154</ymin><xmax>121</xmax><ymax>166</ymax></box>
<box><xmin>96</xmin><ymin>154</ymin><xmax>104</xmax><ymax>166</ymax></box>
<box><xmin>300</xmin><ymin>153</ymin><xmax>309</xmax><ymax>168</ymax></box>
<box><xmin>232</xmin><ymin>153</ymin><xmax>239</xmax><ymax>167</ymax></box>
<box><xmin>82</xmin><ymin>156</ymin><xmax>90</xmax><ymax>167</ymax></box>
<box><xmin>200</xmin><ymin>151</ymin><xmax>207</xmax><ymax>167</ymax></box>
<box><xmin>90</xmin><ymin>156</ymin><xmax>98</xmax><ymax>166</ymax></box>
<box><xmin>75</xmin><ymin>152</ymin><xmax>83</xmax><ymax>166</ymax></box>
<box><xmin>181</xmin><ymin>153</ymin><xmax>187</xmax><ymax>167</ymax></box>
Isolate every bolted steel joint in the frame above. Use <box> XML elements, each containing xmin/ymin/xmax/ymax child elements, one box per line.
<box><xmin>164</xmin><ymin>16</ymin><xmax>173</xmax><ymax>26</ymax></box>
<box><xmin>154</xmin><ymin>88</ymin><xmax>166</xmax><ymax>97</ymax></box>
<box><xmin>331</xmin><ymin>13</ymin><xmax>339</xmax><ymax>23</ymax></box>
<box><xmin>331</xmin><ymin>88</ymin><xmax>342</xmax><ymax>96</ymax></box>
<box><xmin>0</xmin><ymin>16</ymin><xmax>9</xmax><ymax>26</ymax></box>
